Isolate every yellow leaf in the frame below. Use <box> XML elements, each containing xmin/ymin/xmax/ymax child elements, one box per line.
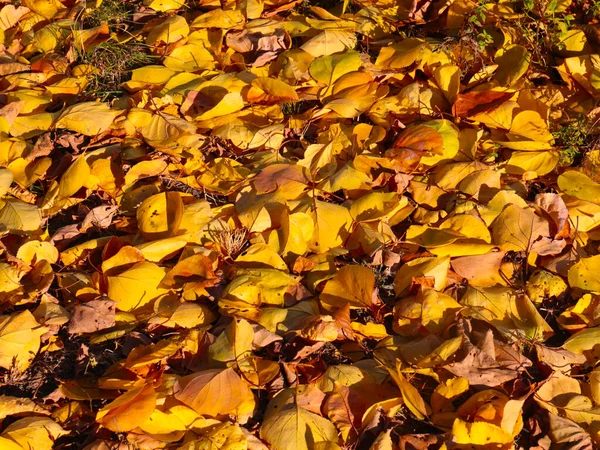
<box><xmin>0</xmin><ymin>168</ymin><xmax>12</xmax><ymax>196</ymax></box>
<box><xmin>96</xmin><ymin>383</ymin><xmax>158</xmax><ymax>432</ymax></box>
<box><xmin>564</xmin><ymin>326</ymin><xmax>600</xmax><ymax>354</ymax></box>
<box><xmin>369</xmin><ymin>430</ymin><xmax>393</xmax><ymax>450</ymax></box>
<box><xmin>55</xmin><ymin>102</ymin><xmax>119</xmax><ymax>136</ymax></box>
<box><xmin>568</xmin><ymin>255</ymin><xmax>600</xmax><ymax>293</ymax></box>
<box><xmin>137</xmin><ymin>192</ymin><xmax>184</xmax><ymax>241</ymax></box>
<box><xmin>0</xmin><ymin>310</ymin><xmax>47</xmax><ymax>371</ymax></box>
<box><xmin>432</xmin><ymin>64</ymin><xmax>460</xmax><ymax>103</ymax></box>
<box><xmin>0</xmin><ymin>395</ymin><xmax>49</xmax><ymax>420</ymax></box>
<box><xmin>1</xmin><ymin>417</ymin><xmax>68</xmax><ymax>450</ymax></box>
<box><xmin>506</xmin><ymin>150</ymin><xmax>560</xmax><ymax>175</ymax></box>
<box><xmin>558</xmin><ymin>171</ymin><xmax>600</xmax><ymax>203</ymax></box>
<box><xmin>196</xmin><ymin>92</ymin><xmax>244</xmax><ymax>122</ymax></box>
<box><xmin>144</xmin><ymin>0</ymin><xmax>185</xmax><ymax>12</ymax></box>
<box><xmin>175</xmin><ymin>368</ymin><xmax>255</xmax><ymax>417</ymax></box>
<box><xmin>320</xmin><ymin>265</ymin><xmax>375</xmax><ymax>309</ymax></box>
<box><xmin>309</xmin><ymin>51</ymin><xmax>362</xmax><ymax>96</ymax></box>
<box><xmin>301</xmin><ymin>30</ymin><xmax>357</xmax><ymax>57</ymax></box>
<box><xmin>10</xmin><ymin>113</ymin><xmax>56</xmax><ymax>138</ymax></box>
<box><xmin>248</xmin><ymin>77</ymin><xmax>299</xmax><ymax>104</ymax></box>
<box><xmin>451</xmin><ymin>419</ymin><xmax>513</xmax><ymax>448</ymax></box>
<box><xmin>208</xmin><ymin>318</ymin><xmax>255</xmax><ymax>367</ymax></box>
<box><xmin>179</xmin><ymin>421</ymin><xmax>248</xmax><ymax>450</ymax></box>
<box><xmin>164</xmin><ymin>43</ymin><xmax>215</xmax><ymax>72</ymax></box>
<box><xmin>235</xmin><ymin>243</ymin><xmax>287</xmax><ymax>270</ymax></box>
<box><xmin>0</xmin><ymin>437</ymin><xmax>23</xmax><ymax>450</ymax></box>
<box><xmin>8</xmin><ymin>157</ymin><xmax>52</xmax><ymax>189</ymax></box>
<box><xmin>191</xmin><ymin>9</ymin><xmax>245</xmax><ymax>29</ymax></box>
<box><xmin>0</xmin><ymin>198</ymin><xmax>42</xmax><ymax>232</ymax></box>
<box><xmin>146</xmin><ymin>15</ymin><xmax>189</xmax><ymax>45</ymax></box>
<box><xmin>260</xmin><ymin>391</ymin><xmax>338</xmax><ymax>450</ymax></box>
<box><xmin>106</xmin><ymin>262</ymin><xmax>167</xmax><ymax>311</ymax></box>
<box><xmin>490</xmin><ymin>204</ymin><xmax>549</xmax><ymax>252</ymax></box>
<box><xmin>124</xmin><ymin>65</ymin><xmax>176</xmax><ymax>91</ymax></box>
<box><xmin>21</xmin><ymin>0</ymin><xmax>65</xmax><ymax>19</ymax></box>
<box><xmin>388</xmin><ymin>366</ymin><xmax>430</xmax><ymax>420</ymax></box>
<box><xmin>394</xmin><ymin>256</ymin><xmax>450</xmax><ymax>297</ymax></box>
<box><xmin>308</xmin><ymin>200</ymin><xmax>352</xmax><ymax>253</ymax></box>
<box><xmin>16</xmin><ymin>241</ymin><xmax>58</xmax><ymax>265</ymax></box>
<box><xmin>223</xmin><ymin>268</ymin><xmax>299</xmax><ymax>308</ymax></box>
<box><xmin>375</xmin><ymin>38</ymin><xmax>432</xmax><ymax>69</ymax></box>
<box><xmin>57</xmin><ymin>155</ymin><xmax>92</xmax><ymax>199</ymax></box>
<box><xmin>494</xmin><ymin>44</ymin><xmax>531</xmax><ymax>86</ymax></box>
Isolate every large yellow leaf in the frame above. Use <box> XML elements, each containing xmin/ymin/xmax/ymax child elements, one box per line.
<box><xmin>308</xmin><ymin>200</ymin><xmax>352</xmax><ymax>253</ymax></box>
<box><xmin>55</xmin><ymin>102</ymin><xmax>120</xmax><ymax>136</ymax></box>
<box><xmin>490</xmin><ymin>205</ymin><xmax>550</xmax><ymax>252</ymax></box>
<box><xmin>137</xmin><ymin>192</ymin><xmax>184</xmax><ymax>241</ymax></box>
<box><xmin>1</xmin><ymin>417</ymin><xmax>68</xmax><ymax>450</ymax></box>
<box><xmin>563</xmin><ymin>326</ymin><xmax>600</xmax><ymax>354</ymax></box>
<box><xmin>178</xmin><ymin>421</ymin><xmax>248</xmax><ymax>450</ymax></box>
<box><xmin>247</xmin><ymin>77</ymin><xmax>299</xmax><ymax>104</ymax></box>
<box><xmin>0</xmin><ymin>396</ymin><xmax>48</xmax><ymax>420</ymax></box>
<box><xmin>208</xmin><ymin>318</ymin><xmax>255</xmax><ymax>367</ymax></box>
<box><xmin>394</xmin><ymin>256</ymin><xmax>450</xmax><ymax>297</ymax></box>
<box><xmin>451</xmin><ymin>419</ymin><xmax>513</xmax><ymax>449</ymax></box>
<box><xmin>558</xmin><ymin>171</ymin><xmax>600</xmax><ymax>203</ymax></box>
<box><xmin>146</xmin><ymin>15</ymin><xmax>189</xmax><ymax>45</ymax></box>
<box><xmin>57</xmin><ymin>155</ymin><xmax>91</xmax><ymax>199</ymax></box>
<box><xmin>96</xmin><ymin>383</ymin><xmax>158</xmax><ymax>432</ymax></box>
<box><xmin>0</xmin><ymin>198</ymin><xmax>42</xmax><ymax>232</ymax></box>
<box><xmin>144</xmin><ymin>0</ymin><xmax>185</xmax><ymax>12</ymax></box>
<box><xmin>320</xmin><ymin>265</ymin><xmax>375</xmax><ymax>309</ymax></box>
<box><xmin>260</xmin><ymin>392</ymin><xmax>339</xmax><ymax>450</ymax></box>
<box><xmin>0</xmin><ymin>310</ymin><xmax>47</xmax><ymax>371</ymax></box>
<box><xmin>191</xmin><ymin>8</ymin><xmax>244</xmax><ymax>29</ymax></box>
<box><xmin>0</xmin><ymin>168</ymin><xmax>12</xmax><ymax>196</ymax></box>
<box><xmin>309</xmin><ymin>51</ymin><xmax>362</xmax><ymax>96</ymax></box>
<box><xmin>106</xmin><ymin>262</ymin><xmax>167</xmax><ymax>311</ymax></box>
<box><xmin>175</xmin><ymin>368</ymin><xmax>255</xmax><ymax>417</ymax></box>
<box><xmin>375</xmin><ymin>38</ymin><xmax>432</xmax><ymax>69</ymax></box>
<box><xmin>568</xmin><ymin>255</ymin><xmax>600</xmax><ymax>292</ymax></box>
<box><xmin>388</xmin><ymin>362</ymin><xmax>431</xmax><ymax>420</ymax></box>
<box><xmin>163</xmin><ymin>44</ymin><xmax>215</xmax><ymax>72</ymax></box>
<box><xmin>494</xmin><ymin>44</ymin><xmax>530</xmax><ymax>86</ymax></box>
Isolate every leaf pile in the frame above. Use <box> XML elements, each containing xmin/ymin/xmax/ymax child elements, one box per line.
<box><xmin>2</xmin><ymin>0</ymin><xmax>600</xmax><ymax>449</ymax></box>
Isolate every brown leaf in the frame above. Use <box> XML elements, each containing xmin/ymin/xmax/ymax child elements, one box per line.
<box><xmin>28</xmin><ymin>133</ymin><xmax>54</xmax><ymax>160</ymax></box>
<box><xmin>452</xmin><ymin>90</ymin><xmax>514</xmax><ymax>118</ymax></box>
<box><xmin>535</xmin><ymin>193</ymin><xmax>570</xmax><ymax>238</ymax></box>
<box><xmin>385</xmin><ymin>125</ymin><xmax>444</xmax><ymax>172</ymax></box>
<box><xmin>296</xmin><ymin>384</ymin><xmax>326</xmax><ymax>415</ymax></box>
<box><xmin>530</xmin><ymin>237</ymin><xmax>567</xmax><ymax>256</ymax></box>
<box><xmin>535</xmin><ymin>344</ymin><xmax>587</xmax><ymax>372</ymax></box>
<box><xmin>451</xmin><ymin>251</ymin><xmax>507</xmax><ymax>287</ymax></box>
<box><xmin>397</xmin><ymin>434</ymin><xmax>443</xmax><ymax>450</ymax></box>
<box><xmin>0</xmin><ymin>100</ymin><xmax>23</xmax><ymax>125</ymax></box>
<box><xmin>252</xmin><ymin>164</ymin><xmax>308</xmax><ymax>194</ymax></box>
<box><xmin>547</xmin><ymin>413</ymin><xmax>593</xmax><ymax>450</ymax></box>
<box><xmin>225</xmin><ymin>29</ymin><xmax>287</xmax><ymax>67</ymax></box>
<box><xmin>79</xmin><ymin>205</ymin><xmax>119</xmax><ymax>233</ymax></box>
<box><xmin>68</xmin><ymin>298</ymin><xmax>117</xmax><ymax>334</ymax></box>
<box><xmin>444</xmin><ymin>328</ymin><xmax>531</xmax><ymax>387</ymax></box>
<box><xmin>324</xmin><ymin>382</ymin><xmax>358</xmax><ymax>443</ymax></box>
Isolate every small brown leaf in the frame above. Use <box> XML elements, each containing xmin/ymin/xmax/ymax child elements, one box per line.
<box><xmin>68</xmin><ymin>298</ymin><xmax>117</xmax><ymax>334</ymax></box>
<box><xmin>452</xmin><ymin>90</ymin><xmax>514</xmax><ymax>117</ymax></box>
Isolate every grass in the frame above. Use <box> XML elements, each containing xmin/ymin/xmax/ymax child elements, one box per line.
<box><xmin>552</xmin><ymin>115</ymin><xmax>598</xmax><ymax>166</ymax></box>
<box><xmin>281</xmin><ymin>100</ymin><xmax>319</xmax><ymax>116</ymax></box>
<box><xmin>83</xmin><ymin>0</ymin><xmax>132</xmax><ymax>29</ymax></box>
<box><xmin>78</xmin><ymin>40</ymin><xmax>156</xmax><ymax>101</ymax></box>
<box><xmin>77</xmin><ymin>0</ymin><xmax>155</xmax><ymax>101</ymax></box>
